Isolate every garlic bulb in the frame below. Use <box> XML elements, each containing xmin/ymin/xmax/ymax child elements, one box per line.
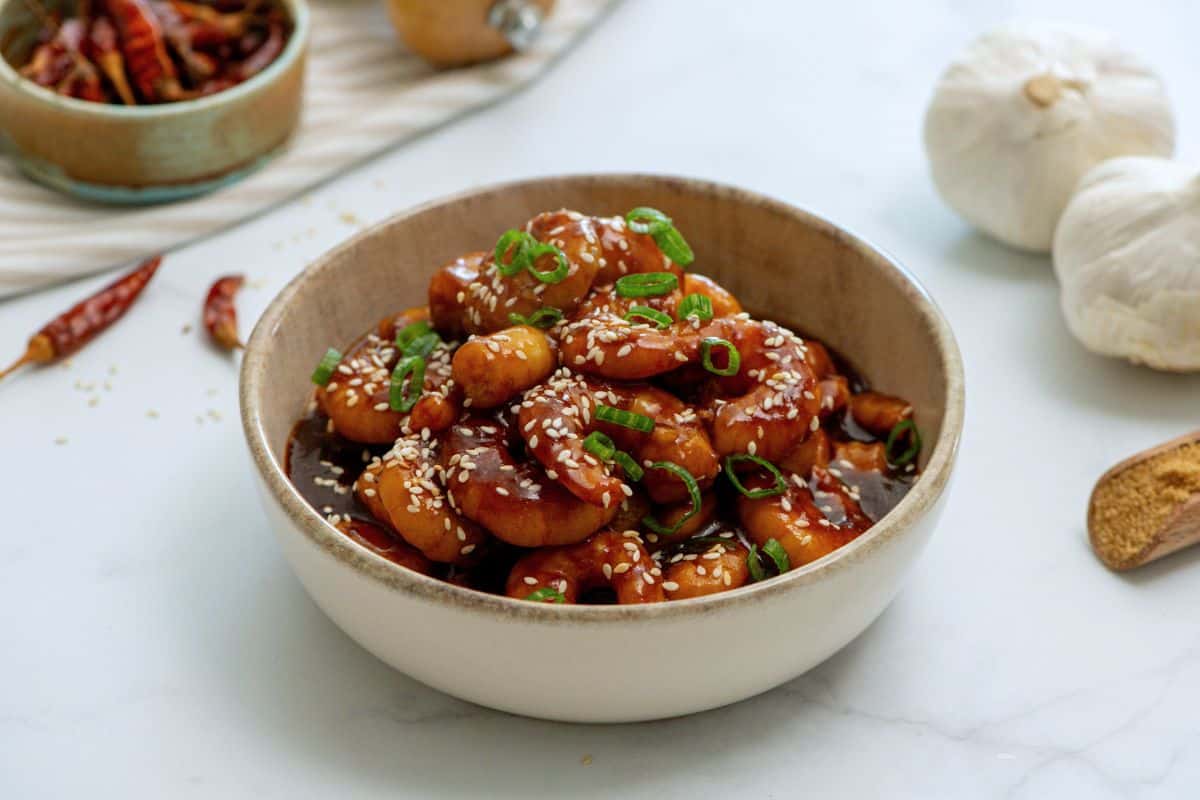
<box><xmin>924</xmin><ymin>21</ymin><xmax>1175</xmax><ymax>252</ymax></box>
<box><xmin>1054</xmin><ymin>156</ymin><xmax>1200</xmax><ymax>371</ymax></box>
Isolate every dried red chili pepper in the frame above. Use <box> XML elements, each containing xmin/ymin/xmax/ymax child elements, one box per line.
<box><xmin>236</xmin><ymin>19</ymin><xmax>281</xmax><ymax>80</ymax></box>
<box><xmin>203</xmin><ymin>274</ymin><xmax>245</xmax><ymax>351</ymax></box>
<box><xmin>86</xmin><ymin>15</ymin><xmax>137</xmax><ymax>104</ymax></box>
<box><xmin>103</xmin><ymin>0</ymin><xmax>182</xmax><ymax>101</ymax></box>
<box><xmin>0</xmin><ymin>255</ymin><xmax>162</xmax><ymax>381</ymax></box>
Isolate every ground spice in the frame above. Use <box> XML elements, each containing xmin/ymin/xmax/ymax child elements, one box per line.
<box><xmin>1090</xmin><ymin>442</ymin><xmax>1200</xmax><ymax>571</ymax></box>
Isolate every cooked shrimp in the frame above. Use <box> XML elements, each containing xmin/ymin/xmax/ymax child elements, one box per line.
<box><xmin>817</xmin><ymin>375</ymin><xmax>850</xmax><ymax>417</ymax></box>
<box><xmin>832</xmin><ymin>440</ymin><xmax>888</xmax><ymax>473</ymax></box>
<box><xmin>779</xmin><ymin>428</ymin><xmax>831</xmax><ymax>475</ymax></box>
<box><xmin>641</xmin><ymin>492</ymin><xmax>719</xmax><ymax>544</ymax></box>
<box><xmin>450</xmin><ymin>325</ymin><xmax>556</xmax><ymax>409</ymax></box>
<box><xmin>354</xmin><ymin>437</ymin><xmax>491</xmax><ymax>565</ymax></box>
<box><xmin>518</xmin><ymin>371</ymin><xmax>720</xmax><ymax>506</ymax></box>
<box><xmin>462</xmin><ymin>211</ymin><xmax>605</xmax><ymax>334</ymax></box>
<box><xmin>428</xmin><ymin>252</ymin><xmax>484</xmax><ymax>338</ymax></box>
<box><xmin>699</xmin><ymin>316</ymin><xmax>820</xmax><ymax>462</ymax></box>
<box><xmin>505</xmin><ymin>529</ymin><xmax>665</xmax><ymax>604</ymax></box>
<box><xmin>737</xmin><ymin>469</ymin><xmax>871</xmax><ymax>568</ymax></box>
<box><xmin>588</xmin><ymin>213</ymin><xmax>682</xmax><ymax>285</ymax></box>
<box><xmin>662</xmin><ymin>538</ymin><xmax>750</xmax><ymax>599</ymax></box>
<box><xmin>682</xmin><ymin>273</ymin><xmax>741</xmax><ymax>317</ymax></box>
<box><xmin>440</xmin><ymin>415</ymin><xmax>617</xmax><ymax>547</ymax></box>
<box><xmin>318</xmin><ymin>308</ymin><xmax>460</xmax><ymax>443</ymax></box>
<box><xmin>334</xmin><ymin>517</ymin><xmax>434</xmax><ymax>575</ymax></box>
<box><xmin>811</xmin><ymin>465</ymin><xmax>874</xmax><ymax>531</ymax></box>
<box><xmin>559</xmin><ymin>308</ymin><xmax>699</xmax><ymax>380</ymax></box>
<box><xmin>849</xmin><ymin>390</ymin><xmax>912</xmax><ymax>436</ymax></box>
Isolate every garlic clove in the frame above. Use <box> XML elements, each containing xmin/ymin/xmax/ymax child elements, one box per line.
<box><xmin>924</xmin><ymin>21</ymin><xmax>1175</xmax><ymax>253</ymax></box>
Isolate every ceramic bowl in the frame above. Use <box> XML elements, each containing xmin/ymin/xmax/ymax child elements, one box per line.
<box><xmin>0</xmin><ymin>0</ymin><xmax>308</xmax><ymax>204</ymax></box>
<box><xmin>240</xmin><ymin>174</ymin><xmax>965</xmax><ymax>723</ymax></box>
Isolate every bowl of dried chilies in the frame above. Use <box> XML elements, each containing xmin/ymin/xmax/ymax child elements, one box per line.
<box><xmin>0</xmin><ymin>0</ymin><xmax>308</xmax><ymax>203</ymax></box>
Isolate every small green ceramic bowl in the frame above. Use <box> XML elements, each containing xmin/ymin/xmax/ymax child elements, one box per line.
<box><xmin>0</xmin><ymin>0</ymin><xmax>309</xmax><ymax>204</ymax></box>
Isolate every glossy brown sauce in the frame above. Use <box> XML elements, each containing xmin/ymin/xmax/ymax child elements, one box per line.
<box><xmin>285</xmin><ymin>324</ymin><xmax>917</xmax><ymax>600</ymax></box>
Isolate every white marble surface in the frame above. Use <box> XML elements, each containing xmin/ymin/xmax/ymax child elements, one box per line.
<box><xmin>3</xmin><ymin>0</ymin><xmax>1200</xmax><ymax>796</ymax></box>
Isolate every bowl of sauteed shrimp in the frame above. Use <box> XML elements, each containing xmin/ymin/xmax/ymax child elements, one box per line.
<box><xmin>0</xmin><ymin>0</ymin><xmax>307</xmax><ymax>202</ymax></box>
<box><xmin>241</xmin><ymin>174</ymin><xmax>964</xmax><ymax>722</ymax></box>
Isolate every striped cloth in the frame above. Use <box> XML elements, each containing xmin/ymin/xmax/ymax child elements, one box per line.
<box><xmin>0</xmin><ymin>0</ymin><xmax>615</xmax><ymax>297</ymax></box>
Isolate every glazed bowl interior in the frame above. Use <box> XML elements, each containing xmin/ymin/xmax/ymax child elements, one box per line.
<box><xmin>244</xmin><ymin>174</ymin><xmax>963</xmax><ymax>617</ymax></box>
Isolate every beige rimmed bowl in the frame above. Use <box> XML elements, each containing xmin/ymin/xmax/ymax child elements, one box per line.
<box><xmin>240</xmin><ymin>174</ymin><xmax>965</xmax><ymax>723</ymax></box>
<box><xmin>0</xmin><ymin>0</ymin><xmax>308</xmax><ymax>203</ymax></box>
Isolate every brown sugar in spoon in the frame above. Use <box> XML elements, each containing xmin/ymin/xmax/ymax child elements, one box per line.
<box><xmin>1088</xmin><ymin>430</ymin><xmax>1200</xmax><ymax>572</ymax></box>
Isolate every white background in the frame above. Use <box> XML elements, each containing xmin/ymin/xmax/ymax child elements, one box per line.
<box><xmin>3</xmin><ymin>1</ymin><xmax>1200</xmax><ymax>797</ymax></box>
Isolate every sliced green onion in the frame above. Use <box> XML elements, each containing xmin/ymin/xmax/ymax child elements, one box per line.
<box><xmin>526</xmin><ymin>243</ymin><xmax>570</xmax><ymax>284</ymax></box>
<box><xmin>615</xmin><ymin>272</ymin><xmax>679</xmax><ymax>298</ymax></box>
<box><xmin>746</xmin><ymin>544</ymin><xmax>767</xmax><ymax>583</ymax></box>
<box><xmin>724</xmin><ymin>453</ymin><xmax>788</xmax><ymax>499</ymax></box>
<box><xmin>886</xmin><ymin>418</ymin><xmax>922</xmax><ymax>467</ymax></box>
<box><xmin>655</xmin><ymin>224</ymin><xmax>695</xmax><ymax>266</ymax></box>
<box><xmin>394</xmin><ymin>320</ymin><xmax>433</xmax><ymax>352</ymax></box>
<box><xmin>508</xmin><ymin>306</ymin><xmax>564</xmax><ymax>329</ymax></box>
<box><xmin>582</xmin><ymin>431</ymin><xmax>616</xmax><ymax>461</ymax></box>
<box><xmin>310</xmin><ymin>348</ymin><xmax>342</xmax><ymax>386</ymax></box>
<box><xmin>762</xmin><ymin>538</ymin><xmax>791</xmax><ymax>573</ymax></box>
<box><xmin>624</xmin><ymin>207</ymin><xmax>695</xmax><ymax>266</ymax></box>
<box><xmin>494</xmin><ymin>229</ymin><xmax>533</xmax><ymax>276</ymax></box>
<box><xmin>612</xmin><ymin>450</ymin><xmax>644</xmax><ymax>482</ymax></box>
<box><xmin>678</xmin><ymin>293</ymin><xmax>713</xmax><ymax>322</ymax></box>
<box><xmin>525</xmin><ymin>587</ymin><xmax>566</xmax><ymax>603</ymax></box>
<box><xmin>624</xmin><ymin>305</ymin><xmax>672</xmax><ymax>329</ymax></box>
<box><xmin>701</xmin><ymin>337</ymin><xmax>741</xmax><ymax>376</ymax></box>
<box><xmin>625</xmin><ymin>207</ymin><xmax>673</xmax><ymax>236</ymax></box>
<box><xmin>389</xmin><ymin>355</ymin><xmax>425</xmax><ymax>413</ymax></box>
<box><xmin>404</xmin><ymin>331</ymin><xmax>441</xmax><ymax>359</ymax></box>
<box><xmin>641</xmin><ymin>462</ymin><xmax>701</xmax><ymax>536</ymax></box>
<box><xmin>582</xmin><ymin>431</ymin><xmax>643</xmax><ymax>481</ymax></box>
<box><xmin>595</xmin><ymin>404</ymin><xmax>655</xmax><ymax>433</ymax></box>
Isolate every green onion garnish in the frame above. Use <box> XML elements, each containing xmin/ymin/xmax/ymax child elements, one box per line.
<box><xmin>624</xmin><ymin>206</ymin><xmax>695</xmax><ymax>266</ymax></box>
<box><xmin>525</xmin><ymin>587</ymin><xmax>566</xmax><ymax>603</ymax></box>
<box><xmin>404</xmin><ymin>331</ymin><xmax>441</xmax><ymax>359</ymax></box>
<box><xmin>389</xmin><ymin>355</ymin><xmax>425</xmax><ymax>413</ymax></box>
<box><xmin>526</xmin><ymin>243</ymin><xmax>570</xmax><ymax>284</ymax></box>
<box><xmin>310</xmin><ymin>348</ymin><xmax>342</xmax><ymax>386</ymax></box>
<box><xmin>508</xmin><ymin>307</ymin><xmax>564</xmax><ymax>329</ymax></box>
<box><xmin>595</xmin><ymin>404</ymin><xmax>655</xmax><ymax>433</ymax></box>
<box><xmin>654</xmin><ymin>224</ymin><xmax>695</xmax><ymax>266</ymax></box>
<box><xmin>625</xmin><ymin>207</ymin><xmax>673</xmax><ymax>236</ymax></box>
<box><xmin>582</xmin><ymin>431</ymin><xmax>616</xmax><ymax>461</ymax></box>
<box><xmin>762</xmin><ymin>538</ymin><xmax>791</xmax><ymax>573</ymax></box>
<box><xmin>746</xmin><ymin>544</ymin><xmax>767</xmax><ymax>582</ymax></box>
<box><xmin>612</xmin><ymin>450</ymin><xmax>645</xmax><ymax>482</ymax></box>
<box><xmin>724</xmin><ymin>453</ymin><xmax>788</xmax><ymax>499</ymax></box>
<box><xmin>494</xmin><ymin>229</ymin><xmax>533</xmax><ymax>276</ymax></box>
<box><xmin>701</xmin><ymin>337</ymin><xmax>741</xmax><ymax>376</ymax></box>
<box><xmin>582</xmin><ymin>431</ymin><xmax>643</xmax><ymax>481</ymax></box>
<box><xmin>394</xmin><ymin>320</ymin><xmax>433</xmax><ymax>352</ymax></box>
<box><xmin>641</xmin><ymin>462</ymin><xmax>701</xmax><ymax>536</ymax></box>
<box><xmin>615</xmin><ymin>272</ymin><xmax>679</xmax><ymax>298</ymax></box>
<box><xmin>678</xmin><ymin>293</ymin><xmax>713</xmax><ymax>322</ymax></box>
<box><xmin>624</xmin><ymin>305</ymin><xmax>672</xmax><ymax>329</ymax></box>
<box><xmin>886</xmin><ymin>419</ymin><xmax>922</xmax><ymax>467</ymax></box>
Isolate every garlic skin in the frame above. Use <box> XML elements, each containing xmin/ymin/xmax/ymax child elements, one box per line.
<box><xmin>1054</xmin><ymin>156</ymin><xmax>1200</xmax><ymax>372</ymax></box>
<box><xmin>924</xmin><ymin>21</ymin><xmax>1175</xmax><ymax>253</ymax></box>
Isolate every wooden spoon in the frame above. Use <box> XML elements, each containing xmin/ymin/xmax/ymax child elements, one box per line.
<box><xmin>1088</xmin><ymin>430</ymin><xmax>1200</xmax><ymax>571</ymax></box>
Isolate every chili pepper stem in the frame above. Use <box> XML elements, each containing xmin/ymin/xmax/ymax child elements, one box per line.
<box><xmin>0</xmin><ymin>334</ymin><xmax>55</xmax><ymax>382</ymax></box>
